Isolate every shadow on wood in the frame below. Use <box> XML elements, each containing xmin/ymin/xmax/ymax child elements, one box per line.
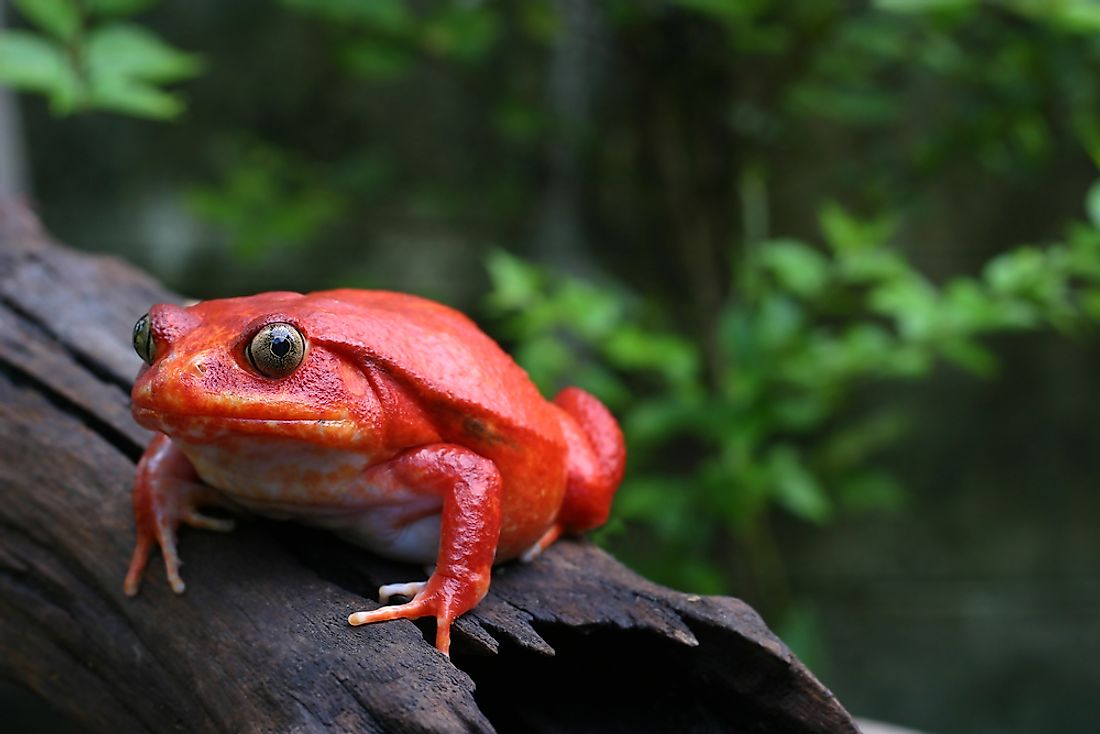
<box><xmin>0</xmin><ymin>201</ymin><xmax>857</xmax><ymax>733</ymax></box>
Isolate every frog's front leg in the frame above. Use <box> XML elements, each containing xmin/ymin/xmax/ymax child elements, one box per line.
<box><xmin>123</xmin><ymin>433</ymin><xmax>234</xmax><ymax>596</ymax></box>
<box><xmin>348</xmin><ymin>444</ymin><xmax>502</xmax><ymax>656</ymax></box>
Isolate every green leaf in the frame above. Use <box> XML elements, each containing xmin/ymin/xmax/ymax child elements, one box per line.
<box><xmin>89</xmin><ymin>78</ymin><xmax>183</xmax><ymax>119</ymax></box>
<box><xmin>757</xmin><ymin>240</ymin><xmax>831</xmax><ymax>299</ymax></box>
<box><xmin>1086</xmin><ymin>180</ymin><xmax>1100</xmax><ymax>229</ymax></box>
<box><xmin>282</xmin><ymin>0</ymin><xmax>413</xmax><ymax>33</ymax></box>
<box><xmin>838</xmin><ymin>470</ymin><xmax>906</xmax><ymax>513</ymax></box>
<box><xmin>755</xmin><ymin>294</ymin><xmax>805</xmax><ymax>349</ymax></box>
<box><xmin>767</xmin><ymin>445</ymin><xmax>831</xmax><ymax>523</ymax></box>
<box><xmin>86</xmin><ymin>23</ymin><xmax>202</xmax><ymax>83</ymax></box>
<box><xmin>421</xmin><ymin>6</ymin><xmax>499</xmax><ymax>62</ymax></box>
<box><xmin>0</xmin><ymin>30</ymin><xmax>80</xmax><ymax>112</ymax></box>
<box><xmin>868</xmin><ymin>274</ymin><xmax>939</xmax><ymax>339</ymax></box>
<box><xmin>820</xmin><ymin>411</ymin><xmax>907</xmax><ymax>471</ymax></box>
<box><xmin>85</xmin><ymin>0</ymin><xmax>157</xmax><ymax>16</ymax></box>
<box><xmin>554</xmin><ymin>280</ymin><xmax>625</xmax><ymax>340</ymax></box>
<box><xmin>819</xmin><ymin>202</ymin><xmax>896</xmax><ymax>253</ymax></box>
<box><xmin>12</xmin><ymin>0</ymin><xmax>80</xmax><ymax>41</ymax></box>
<box><xmin>340</xmin><ymin>39</ymin><xmax>413</xmax><ymax>80</ymax></box>
<box><xmin>983</xmin><ymin>247</ymin><xmax>1048</xmax><ymax>297</ymax></box>
<box><xmin>604</xmin><ymin>327</ymin><xmax>699</xmax><ymax>385</ymax></box>
<box><xmin>939</xmin><ymin>337</ymin><xmax>997</xmax><ymax>376</ymax></box>
<box><xmin>485</xmin><ymin>251</ymin><xmax>544</xmax><ymax>311</ymax></box>
<box><xmin>874</xmin><ymin>0</ymin><xmax>976</xmax><ymax>13</ymax></box>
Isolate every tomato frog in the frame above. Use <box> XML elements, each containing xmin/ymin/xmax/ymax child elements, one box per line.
<box><xmin>123</xmin><ymin>289</ymin><xmax>625</xmax><ymax>655</ymax></box>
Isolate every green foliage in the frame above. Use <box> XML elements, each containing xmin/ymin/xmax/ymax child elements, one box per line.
<box><xmin>486</xmin><ymin>195</ymin><xmax>1100</xmax><ymax>592</ymax></box>
<box><xmin>187</xmin><ymin>144</ymin><xmax>349</xmax><ymax>259</ymax></box>
<box><xmin>282</xmin><ymin>0</ymin><xmax>499</xmax><ymax>80</ymax></box>
<box><xmin>0</xmin><ymin>0</ymin><xmax>198</xmax><ymax>118</ymax></box>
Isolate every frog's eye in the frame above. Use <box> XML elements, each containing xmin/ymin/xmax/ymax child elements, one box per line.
<box><xmin>133</xmin><ymin>313</ymin><xmax>156</xmax><ymax>365</ymax></box>
<box><xmin>246</xmin><ymin>322</ymin><xmax>306</xmax><ymax>378</ymax></box>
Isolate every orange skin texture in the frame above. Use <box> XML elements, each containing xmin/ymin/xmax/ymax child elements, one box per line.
<box><xmin>124</xmin><ymin>289</ymin><xmax>625</xmax><ymax>655</ymax></box>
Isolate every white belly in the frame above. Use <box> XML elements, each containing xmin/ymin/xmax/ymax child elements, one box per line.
<box><xmin>177</xmin><ymin>435</ymin><xmax>443</xmax><ymax>564</ymax></box>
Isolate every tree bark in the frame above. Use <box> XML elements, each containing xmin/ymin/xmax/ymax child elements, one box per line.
<box><xmin>0</xmin><ymin>201</ymin><xmax>857</xmax><ymax>733</ymax></box>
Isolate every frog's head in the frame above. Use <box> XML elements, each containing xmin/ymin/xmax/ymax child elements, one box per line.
<box><xmin>130</xmin><ymin>293</ymin><xmax>374</xmax><ymax>447</ymax></box>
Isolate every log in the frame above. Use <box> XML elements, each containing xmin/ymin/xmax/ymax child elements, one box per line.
<box><xmin>0</xmin><ymin>201</ymin><xmax>858</xmax><ymax>733</ymax></box>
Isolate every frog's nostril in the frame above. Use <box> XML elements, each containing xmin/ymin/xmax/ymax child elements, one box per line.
<box><xmin>190</xmin><ymin>358</ymin><xmax>207</xmax><ymax>376</ymax></box>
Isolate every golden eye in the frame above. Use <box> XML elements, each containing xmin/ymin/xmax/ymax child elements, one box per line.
<box><xmin>132</xmin><ymin>313</ymin><xmax>155</xmax><ymax>365</ymax></box>
<box><xmin>246</xmin><ymin>322</ymin><xmax>306</xmax><ymax>378</ymax></box>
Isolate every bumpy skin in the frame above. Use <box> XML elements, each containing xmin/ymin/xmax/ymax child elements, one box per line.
<box><xmin>124</xmin><ymin>290</ymin><xmax>625</xmax><ymax>655</ymax></box>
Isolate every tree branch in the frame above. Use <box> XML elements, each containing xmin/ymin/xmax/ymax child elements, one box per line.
<box><xmin>0</xmin><ymin>201</ymin><xmax>856</xmax><ymax>733</ymax></box>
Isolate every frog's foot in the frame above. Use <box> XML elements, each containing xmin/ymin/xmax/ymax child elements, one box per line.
<box><xmin>124</xmin><ymin>505</ymin><xmax>234</xmax><ymax>596</ymax></box>
<box><xmin>348</xmin><ymin>572</ymin><xmax>487</xmax><ymax>656</ymax></box>
<box><xmin>124</xmin><ymin>434</ymin><xmax>232</xmax><ymax>597</ymax></box>
<box><xmin>520</xmin><ymin>523</ymin><xmax>564</xmax><ymax>563</ymax></box>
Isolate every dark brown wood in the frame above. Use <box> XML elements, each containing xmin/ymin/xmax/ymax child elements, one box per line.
<box><xmin>0</xmin><ymin>200</ymin><xmax>858</xmax><ymax>733</ymax></box>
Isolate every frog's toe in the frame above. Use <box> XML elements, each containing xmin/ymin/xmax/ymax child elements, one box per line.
<box><xmin>123</xmin><ymin>534</ymin><xmax>153</xmax><ymax>597</ymax></box>
<box><xmin>378</xmin><ymin>580</ymin><xmax>427</xmax><ymax>603</ymax></box>
<box><xmin>348</xmin><ymin>598</ymin><xmax>431</xmax><ymax>627</ymax></box>
<box><xmin>182</xmin><ymin>509</ymin><xmax>235</xmax><ymax>532</ymax></box>
<box><xmin>520</xmin><ymin>524</ymin><xmax>563</xmax><ymax>563</ymax></box>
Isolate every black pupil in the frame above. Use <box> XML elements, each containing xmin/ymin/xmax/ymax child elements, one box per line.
<box><xmin>270</xmin><ymin>334</ymin><xmax>292</xmax><ymax>358</ymax></box>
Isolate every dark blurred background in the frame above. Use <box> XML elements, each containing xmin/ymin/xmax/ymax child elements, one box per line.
<box><xmin>3</xmin><ymin>1</ymin><xmax>1100</xmax><ymax>732</ymax></box>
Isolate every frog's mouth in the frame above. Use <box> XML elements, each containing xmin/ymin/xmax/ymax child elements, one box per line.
<box><xmin>132</xmin><ymin>406</ymin><xmax>363</xmax><ymax>446</ymax></box>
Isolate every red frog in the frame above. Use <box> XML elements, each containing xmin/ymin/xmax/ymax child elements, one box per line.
<box><xmin>123</xmin><ymin>289</ymin><xmax>624</xmax><ymax>655</ymax></box>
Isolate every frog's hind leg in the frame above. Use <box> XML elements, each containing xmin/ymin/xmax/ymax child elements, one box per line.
<box><xmin>551</xmin><ymin>386</ymin><xmax>626</xmax><ymax>532</ymax></box>
<box><xmin>521</xmin><ymin>388</ymin><xmax>625</xmax><ymax>563</ymax></box>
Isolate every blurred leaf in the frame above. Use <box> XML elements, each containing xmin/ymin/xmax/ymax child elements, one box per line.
<box><xmin>868</xmin><ymin>274</ymin><xmax>939</xmax><ymax>339</ymax></box>
<box><xmin>1086</xmin><ymin>180</ymin><xmax>1100</xmax><ymax>229</ymax></box>
<box><xmin>85</xmin><ymin>0</ymin><xmax>158</xmax><ymax>16</ymax></box>
<box><xmin>604</xmin><ymin>327</ymin><xmax>699</xmax><ymax>386</ymax></box>
<box><xmin>485</xmin><ymin>251</ymin><xmax>544</xmax><ymax>311</ymax></box>
<box><xmin>421</xmin><ymin>6</ymin><xmax>499</xmax><ymax>62</ymax></box>
<box><xmin>820</xmin><ymin>411</ymin><xmax>907</xmax><ymax>471</ymax></box>
<box><xmin>0</xmin><ymin>30</ymin><xmax>79</xmax><ymax>112</ymax></box>
<box><xmin>758</xmin><ymin>240</ymin><xmax>831</xmax><ymax>299</ymax></box>
<box><xmin>790</xmin><ymin>84</ymin><xmax>899</xmax><ymax>125</ymax></box>
<box><xmin>1009</xmin><ymin>0</ymin><xmax>1100</xmax><ymax>32</ymax></box>
<box><xmin>755</xmin><ymin>294</ymin><xmax>805</xmax><ymax>349</ymax></box>
<box><xmin>553</xmin><ymin>280</ymin><xmax>625</xmax><ymax>340</ymax></box>
<box><xmin>939</xmin><ymin>337</ymin><xmax>997</xmax><ymax>375</ymax></box>
<box><xmin>767</xmin><ymin>446</ymin><xmax>831</xmax><ymax>523</ymax></box>
<box><xmin>494</xmin><ymin>99</ymin><xmax>545</xmax><ymax>142</ymax></box>
<box><xmin>85</xmin><ymin>23</ymin><xmax>202</xmax><ymax>83</ymax></box>
<box><xmin>519</xmin><ymin>0</ymin><xmax>559</xmax><ymax>43</ymax></box>
<box><xmin>281</xmin><ymin>0</ymin><xmax>412</xmax><ymax>32</ymax></box>
<box><xmin>340</xmin><ymin>39</ymin><xmax>412</xmax><ymax>80</ymax></box>
<box><xmin>874</xmin><ymin>0</ymin><xmax>976</xmax><ymax>13</ymax></box>
<box><xmin>82</xmin><ymin>23</ymin><xmax>200</xmax><ymax>119</ymax></box>
<box><xmin>12</xmin><ymin>0</ymin><xmax>79</xmax><ymax>41</ymax></box>
<box><xmin>838</xmin><ymin>470</ymin><xmax>906</xmax><ymax>513</ymax></box>
<box><xmin>615</xmin><ymin>476</ymin><xmax>703</xmax><ymax>542</ymax></box>
<box><xmin>672</xmin><ymin>0</ymin><xmax>754</xmax><ymax>23</ymax></box>
<box><xmin>89</xmin><ymin>77</ymin><xmax>183</xmax><ymax>118</ymax></box>
<box><xmin>187</xmin><ymin>144</ymin><xmax>343</xmax><ymax>256</ymax></box>
<box><xmin>819</xmin><ymin>202</ymin><xmax>896</xmax><ymax>253</ymax></box>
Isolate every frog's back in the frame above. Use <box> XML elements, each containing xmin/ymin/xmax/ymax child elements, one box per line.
<box><xmin>298</xmin><ymin>289</ymin><xmax>563</xmax><ymax>447</ymax></box>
